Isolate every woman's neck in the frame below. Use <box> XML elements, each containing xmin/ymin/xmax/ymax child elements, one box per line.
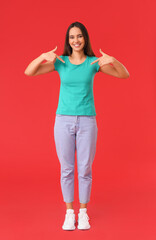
<box><xmin>70</xmin><ymin>51</ymin><xmax>86</xmax><ymax>60</ymax></box>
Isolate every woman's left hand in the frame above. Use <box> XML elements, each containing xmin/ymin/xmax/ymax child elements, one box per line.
<box><xmin>91</xmin><ymin>49</ymin><xmax>114</xmax><ymax>67</ymax></box>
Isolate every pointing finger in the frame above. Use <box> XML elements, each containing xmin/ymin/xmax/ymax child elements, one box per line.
<box><xmin>90</xmin><ymin>58</ymin><xmax>100</xmax><ymax>65</ymax></box>
<box><xmin>56</xmin><ymin>55</ymin><xmax>65</xmax><ymax>63</ymax></box>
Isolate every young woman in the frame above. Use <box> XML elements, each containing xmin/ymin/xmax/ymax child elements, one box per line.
<box><xmin>24</xmin><ymin>21</ymin><xmax>129</xmax><ymax>231</ymax></box>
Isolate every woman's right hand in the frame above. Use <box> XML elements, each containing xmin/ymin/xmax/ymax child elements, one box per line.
<box><xmin>41</xmin><ymin>46</ymin><xmax>65</xmax><ymax>63</ymax></box>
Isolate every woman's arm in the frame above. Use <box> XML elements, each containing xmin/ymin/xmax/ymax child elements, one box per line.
<box><xmin>24</xmin><ymin>53</ymin><xmax>55</xmax><ymax>76</ymax></box>
<box><xmin>111</xmin><ymin>58</ymin><xmax>130</xmax><ymax>78</ymax></box>
<box><xmin>99</xmin><ymin>58</ymin><xmax>129</xmax><ymax>79</ymax></box>
<box><xmin>24</xmin><ymin>54</ymin><xmax>45</xmax><ymax>76</ymax></box>
<box><xmin>91</xmin><ymin>49</ymin><xmax>130</xmax><ymax>79</ymax></box>
<box><xmin>24</xmin><ymin>47</ymin><xmax>64</xmax><ymax>76</ymax></box>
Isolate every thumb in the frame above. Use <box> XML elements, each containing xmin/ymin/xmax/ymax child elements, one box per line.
<box><xmin>53</xmin><ymin>46</ymin><xmax>57</xmax><ymax>52</ymax></box>
<box><xmin>99</xmin><ymin>48</ymin><xmax>103</xmax><ymax>55</ymax></box>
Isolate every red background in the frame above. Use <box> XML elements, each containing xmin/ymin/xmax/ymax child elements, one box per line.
<box><xmin>0</xmin><ymin>0</ymin><xmax>156</xmax><ymax>239</ymax></box>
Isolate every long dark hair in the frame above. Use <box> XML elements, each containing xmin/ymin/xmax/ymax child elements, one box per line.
<box><xmin>62</xmin><ymin>22</ymin><xmax>96</xmax><ymax>57</ymax></box>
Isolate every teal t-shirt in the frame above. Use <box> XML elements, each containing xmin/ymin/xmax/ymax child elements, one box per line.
<box><xmin>54</xmin><ymin>55</ymin><xmax>100</xmax><ymax>116</ymax></box>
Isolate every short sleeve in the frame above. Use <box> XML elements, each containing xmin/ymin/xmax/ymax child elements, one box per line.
<box><xmin>91</xmin><ymin>56</ymin><xmax>100</xmax><ymax>73</ymax></box>
<box><xmin>96</xmin><ymin>61</ymin><xmax>100</xmax><ymax>72</ymax></box>
<box><xmin>54</xmin><ymin>55</ymin><xmax>63</xmax><ymax>72</ymax></box>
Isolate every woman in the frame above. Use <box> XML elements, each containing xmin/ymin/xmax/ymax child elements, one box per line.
<box><xmin>24</xmin><ymin>21</ymin><xmax>130</xmax><ymax>231</ymax></box>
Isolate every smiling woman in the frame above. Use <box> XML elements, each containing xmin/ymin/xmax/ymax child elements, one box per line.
<box><xmin>51</xmin><ymin>22</ymin><xmax>102</xmax><ymax>230</ymax></box>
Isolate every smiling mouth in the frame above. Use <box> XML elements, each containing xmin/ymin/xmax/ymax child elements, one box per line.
<box><xmin>73</xmin><ymin>44</ymin><xmax>81</xmax><ymax>47</ymax></box>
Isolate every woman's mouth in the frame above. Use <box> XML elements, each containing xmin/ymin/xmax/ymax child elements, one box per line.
<box><xmin>73</xmin><ymin>44</ymin><xmax>81</xmax><ymax>48</ymax></box>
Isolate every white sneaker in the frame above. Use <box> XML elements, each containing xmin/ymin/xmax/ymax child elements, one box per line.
<box><xmin>62</xmin><ymin>209</ymin><xmax>76</xmax><ymax>230</ymax></box>
<box><xmin>77</xmin><ymin>208</ymin><xmax>91</xmax><ymax>230</ymax></box>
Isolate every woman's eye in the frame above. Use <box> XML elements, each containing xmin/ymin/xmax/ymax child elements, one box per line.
<box><xmin>70</xmin><ymin>35</ymin><xmax>83</xmax><ymax>39</ymax></box>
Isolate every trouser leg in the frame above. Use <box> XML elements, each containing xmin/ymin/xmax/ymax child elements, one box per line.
<box><xmin>76</xmin><ymin>116</ymin><xmax>98</xmax><ymax>204</ymax></box>
<box><xmin>54</xmin><ymin>115</ymin><xmax>76</xmax><ymax>203</ymax></box>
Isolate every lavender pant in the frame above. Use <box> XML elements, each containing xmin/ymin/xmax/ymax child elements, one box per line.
<box><xmin>54</xmin><ymin>114</ymin><xmax>98</xmax><ymax>204</ymax></box>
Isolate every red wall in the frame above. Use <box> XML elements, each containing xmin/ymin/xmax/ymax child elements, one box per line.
<box><xmin>0</xmin><ymin>0</ymin><xmax>156</xmax><ymax>239</ymax></box>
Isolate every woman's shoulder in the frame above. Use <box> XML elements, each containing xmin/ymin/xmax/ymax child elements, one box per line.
<box><xmin>87</xmin><ymin>55</ymin><xmax>99</xmax><ymax>64</ymax></box>
<box><xmin>87</xmin><ymin>55</ymin><xmax>98</xmax><ymax>62</ymax></box>
<box><xmin>59</xmin><ymin>55</ymin><xmax>67</xmax><ymax>60</ymax></box>
<box><xmin>88</xmin><ymin>55</ymin><xmax>98</xmax><ymax>60</ymax></box>
<box><xmin>87</xmin><ymin>56</ymin><xmax>100</xmax><ymax>72</ymax></box>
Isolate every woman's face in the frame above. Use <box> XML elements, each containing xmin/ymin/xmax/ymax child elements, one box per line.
<box><xmin>69</xmin><ymin>27</ymin><xmax>85</xmax><ymax>53</ymax></box>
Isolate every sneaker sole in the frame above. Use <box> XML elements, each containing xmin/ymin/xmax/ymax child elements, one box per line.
<box><xmin>77</xmin><ymin>225</ymin><xmax>91</xmax><ymax>230</ymax></box>
<box><xmin>62</xmin><ymin>220</ymin><xmax>76</xmax><ymax>230</ymax></box>
<box><xmin>62</xmin><ymin>226</ymin><xmax>76</xmax><ymax>230</ymax></box>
